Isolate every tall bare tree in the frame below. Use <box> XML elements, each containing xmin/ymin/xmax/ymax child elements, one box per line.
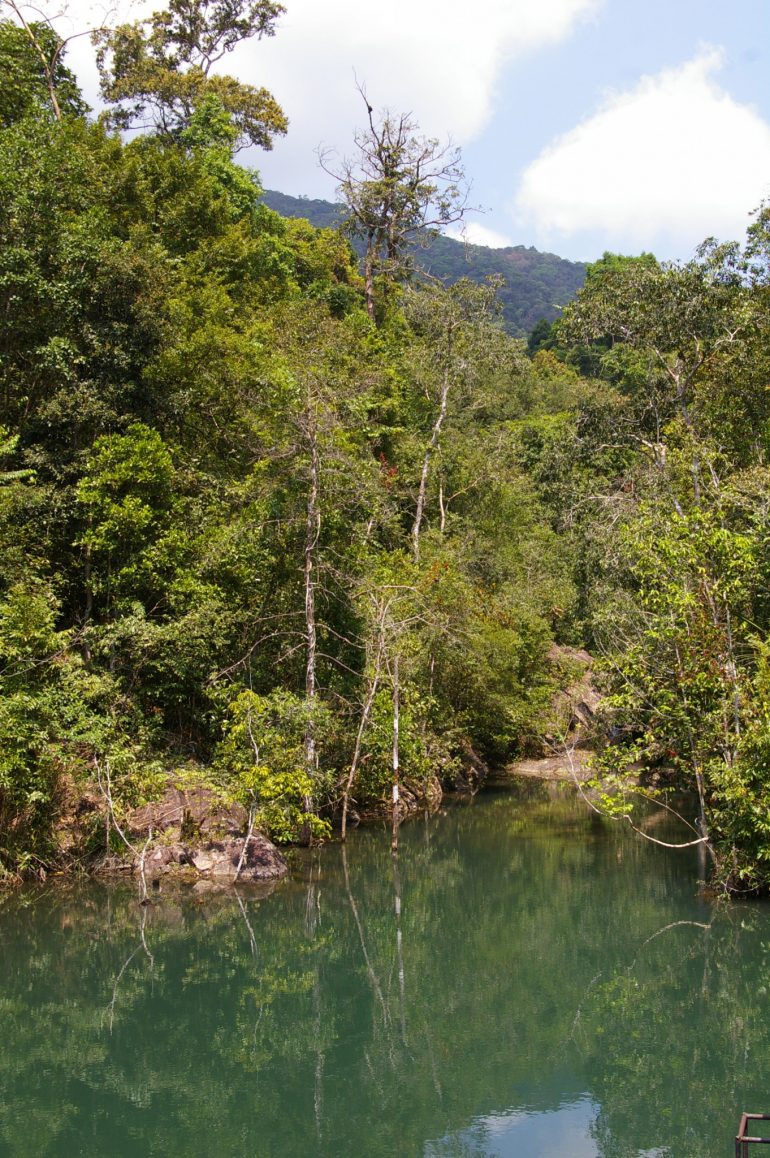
<box><xmin>321</xmin><ymin>88</ymin><xmax>470</xmax><ymax>322</ymax></box>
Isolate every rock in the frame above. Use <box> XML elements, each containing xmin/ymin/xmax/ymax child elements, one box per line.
<box><xmin>189</xmin><ymin>834</ymin><xmax>288</xmax><ymax>883</ymax></box>
<box><xmin>543</xmin><ymin>645</ymin><xmax>601</xmax><ymax>744</ymax></box>
<box><xmin>122</xmin><ymin>829</ymin><xmax>288</xmax><ymax>888</ymax></box>
<box><xmin>191</xmin><ymin>849</ymin><xmax>215</xmax><ymax>872</ymax></box>
<box><xmin>144</xmin><ymin>844</ymin><xmax>189</xmax><ymax>873</ymax></box>
<box><xmin>395</xmin><ymin>776</ymin><xmax>442</xmax><ymax>817</ymax></box>
<box><xmin>451</xmin><ymin>742</ymin><xmax>489</xmax><ymax>794</ymax></box>
<box><xmin>125</xmin><ymin>781</ymin><xmax>247</xmax><ymax>841</ymax></box>
<box><xmin>507</xmin><ymin>748</ymin><xmax>591</xmax><ymax>782</ymax></box>
<box><xmin>114</xmin><ymin>774</ymin><xmax>288</xmax><ymax>889</ymax></box>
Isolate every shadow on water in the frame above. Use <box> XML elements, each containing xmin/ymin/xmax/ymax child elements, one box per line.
<box><xmin>1</xmin><ymin>781</ymin><xmax>769</xmax><ymax>1157</ymax></box>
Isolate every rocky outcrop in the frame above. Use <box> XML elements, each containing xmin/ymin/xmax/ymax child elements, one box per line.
<box><xmin>505</xmin><ymin>647</ymin><xmax>599</xmax><ymax>783</ymax></box>
<box><xmin>396</xmin><ymin>775</ymin><xmax>443</xmax><ymax>816</ymax></box>
<box><xmin>190</xmin><ymin>835</ymin><xmax>288</xmax><ymax>881</ymax></box>
<box><xmin>126</xmin><ymin>782</ymin><xmax>247</xmax><ymax>842</ymax></box>
<box><xmin>538</xmin><ymin>645</ymin><xmax>601</xmax><ymax>749</ymax></box>
<box><xmin>141</xmin><ymin>833</ymin><xmax>288</xmax><ymax>884</ymax></box>
<box><xmin>449</xmin><ymin>741</ymin><xmax>489</xmax><ymax>794</ymax></box>
<box><xmin>356</xmin><ymin>775</ymin><xmax>443</xmax><ymax>822</ymax></box>
<box><xmin>102</xmin><ymin>778</ymin><xmax>290</xmax><ymax>886</ymax></box>
<box><xmin>506</xmin><ymin>748</ymin><xmax>592</xmax><ymax>783</ymax></box>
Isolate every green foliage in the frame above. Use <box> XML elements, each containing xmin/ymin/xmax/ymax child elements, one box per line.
<box><xmin>94</xmin><ymin>0</ymin><xmax>287</xmax><ymax>151</ymax></box>
<box><xmin>352</xmin><ymin>684</ymin><xmax>446</xmax><ymax>804</ymax></box>
<box><xmin>550</xmin><ymin>243</ymin><xmax>770</xmax><ymax>890</ymax></box>
<box><xmin>76</xmin><ymin>423</ymin><xmax>176</xmax><ymax>606</ymax></box>
<box><xmin>0</xmin><ymin>19</ymin><xmax>87</xmax><ymax>126</ymax></box>
<box><xmin>0</xmin><ymin>578</ymin><xmax>162</xmax><ymax>873</ymax></box>
<box><xmin>0</xmin><ymin>425</ymin><xmax>33</xmax><ymax>486</ymax></box>
<box><xmin>0</xmin><ymin>584</ymin><xmax>68</xmax><ymax>853</ymax></box>
<box><xmin>179</xmin><ymin>93</ymin><xmax>263</xmax><ymax>219</ymax></box>
<box><xmin>215</xmin><ymin>690</ymin><xmax>330</xmax><ymax>842</ymax></box>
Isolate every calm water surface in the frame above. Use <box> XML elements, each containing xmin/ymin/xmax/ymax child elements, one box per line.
<box><xmin>1</xmin><ymin>780</ymin><xmax>769</xmax><ymax>1157</ymax></box>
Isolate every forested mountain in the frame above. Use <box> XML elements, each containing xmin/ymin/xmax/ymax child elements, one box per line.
<box><xmin>1</xmin><ymin>3</ymin><xmax>770</xmax><ymax>894</ymax></box>
<box><xmin>261</xmin><ymin>189</ymin><xmax>587</xmax><ymax>335</ymax></box>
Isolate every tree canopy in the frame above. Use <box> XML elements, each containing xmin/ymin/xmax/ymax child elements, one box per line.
<box><xmin>94</xmin><ymin>0</ymin><xmax>287</xmax><ymax>149</ymax></box>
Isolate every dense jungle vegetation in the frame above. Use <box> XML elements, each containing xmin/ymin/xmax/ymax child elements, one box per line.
<box><xmin>1</xmin><ymin>0</ymin><xmax>769</xmax><ymax>892</ymax></box>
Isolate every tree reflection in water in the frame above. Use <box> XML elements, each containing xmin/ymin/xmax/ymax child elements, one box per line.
<box><xmin>0</xmin><ymin>782</ymin><xmax>769</xmax><ymax>1157</ymax></box>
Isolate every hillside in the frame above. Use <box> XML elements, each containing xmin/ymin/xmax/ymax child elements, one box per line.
<box><xmin>261</xmin><ymin>190</ymin><xmax>586</xmax><ymax>336</ymax></box>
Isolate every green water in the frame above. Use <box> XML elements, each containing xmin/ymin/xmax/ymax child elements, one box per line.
<box><xmin>1</xmin><ymin>780</ymin><xmax>770</xmax><ymax>1158</ymax></box>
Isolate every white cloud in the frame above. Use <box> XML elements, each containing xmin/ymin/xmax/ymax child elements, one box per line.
<box><xmin>238</xmin><ymin>0</ymin><xmax>603</xmax><ymax>194</ymax></box>
<box><xmin>513</xmin><ymin>47</ymin><xmax>770</xmax><ymax>257</ymax></box>
<box><xmin>51</xmin><ymin>0</ymin><xmax>603</xmax><ymax>199</ymax></box>
<box><xmin>446</xmin><ymin>221</ymin><xmax>514</xmax><ymax>248</ymax></box>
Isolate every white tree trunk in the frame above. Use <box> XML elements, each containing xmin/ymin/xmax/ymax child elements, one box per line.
<box><xmin>412</xmin><ymin>365</ymin><xmax>451</xmax><ymax>561</ymax></box>
<box><xmin>341</xmin><ymin>623</ymin><xmax>385</xmax><ymax>842</ymax></box>
<box><xmin>304</xmin><ymin>420</ymin><xmax>321</xmax><ymax>808</ymax></box>
<box><xmin>391</xmin><ymin>654</ymin><xmax>400</xmax><ymax>851</ymax></box>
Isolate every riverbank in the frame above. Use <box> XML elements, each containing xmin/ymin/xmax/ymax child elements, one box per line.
<box><xmin>0</xmin><ymin>640</ymin><xmax>600</xmax><ymax>891</ymax></box>
<box><xmin>0</xmin><ymin>741</ymin><xmax>600</xmax><ymax>890</ymax></box>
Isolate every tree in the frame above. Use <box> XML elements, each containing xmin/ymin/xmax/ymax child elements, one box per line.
<box><xmin>556</xmin><ymin>242</ymin><xmax>770</xmax><ymax>890</ymax></box>
<box><xmin>582</xmin><ymin>464</ymin><xmax>770</xmax><ymax>887</ymax></box>
<box><xmin>0</xmin><ymin>10</ymin><xmax>89</xmax><ymax>124</ymax></box>
<box><xmin>560</xmin><ymin>249</ymin><xmax>753</xmax><ymax>462</ymax></box>
<box><xmin>75</xmin><ymin>423</ymin><xmax>176</xmax><ymax>620</ymax></box>
<box><xmin>94</xmin><ymin>0</ymin><xmax>287</xmax><ymax>150</ymax></box>
<box><xmin>322</xmin><ymin>89</ymin><xmax>470</xmax><ymax>321</ymax></box>
<box><xmin>204</xmin><ymin>301</ymin><xmax>391</xmax><ymax>822</ymax></box>
<box><xmin>216</xmin><ymin>688</ymin><xmax>329</xmax><ymax>843</ymax></box>
<box><xmin>403</xmin><ymin>277</ymin><xmax>510</xmax><ymax>560</ymax></box>
<box><xmin>745</xmin><ymin>198</ymin><xmax>770</xmax><ymax>286</ymax></box>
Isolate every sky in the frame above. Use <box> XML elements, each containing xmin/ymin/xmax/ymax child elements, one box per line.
<box><xmin>59</xmin><ymin>0</ymin><xmax>770</xmax><ymax>262</ymax></box>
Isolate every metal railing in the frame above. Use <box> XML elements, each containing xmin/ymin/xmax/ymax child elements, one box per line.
<box><xmin>736</xmin><ymin>1114</ymin><xmax>770</xmax><ymax>1156</ymax></box>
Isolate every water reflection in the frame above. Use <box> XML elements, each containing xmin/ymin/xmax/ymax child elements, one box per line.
<box><xmin>0</xmin><ymin>781</ymin><xmax>769</xmax><ymax>1157</ymax></box>
<box><xmin>427</xmin><ymin>1098</ymin><xmax>600</xmax><ymax>1158</ymax></box>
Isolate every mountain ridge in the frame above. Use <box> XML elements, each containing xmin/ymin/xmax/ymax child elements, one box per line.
<box><xmin>260</xmin><ymin>189</ymin><xmax>586</xmax><ymax>336</ymax></box>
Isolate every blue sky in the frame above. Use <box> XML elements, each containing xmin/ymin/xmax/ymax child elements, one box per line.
<box><xmin>62</xmin><ymin>0</ymin><xmax>770</xmax><ymax>262</ymax></box>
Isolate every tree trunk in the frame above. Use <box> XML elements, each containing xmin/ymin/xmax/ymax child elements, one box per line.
<box><xmin>304</xmin><ymin>418</ymin><xmax>320</xmax><ymax>809</ymax></box>
<box><xmin>364</xmin><ymin>245</ymin><xmax>376</xmax><ymax>322</ymax></box>
<box><xmin>9</xmin><ymin>1</ymin><xmax>63</xmax><ymax>120</ymax></box>
<box><xmin>341</xmin><ymin>629</ymin><xmax>384</xmax><ymax>841</ymax></box>
<box><xmin>412</xmin><ymin>364</ymin><xmax>451</xmax><ymax>561</ymax></box>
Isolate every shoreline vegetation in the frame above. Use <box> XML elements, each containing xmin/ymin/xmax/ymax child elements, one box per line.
<box><xmin>46</xmin><ymin>750</ymin><xmax>595</xmax><ymax>895</ymax></box>
<box><xmin>1</xmin><ymin>3</ymin><xmax>770</xmax><ymax>894</ymax></box>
